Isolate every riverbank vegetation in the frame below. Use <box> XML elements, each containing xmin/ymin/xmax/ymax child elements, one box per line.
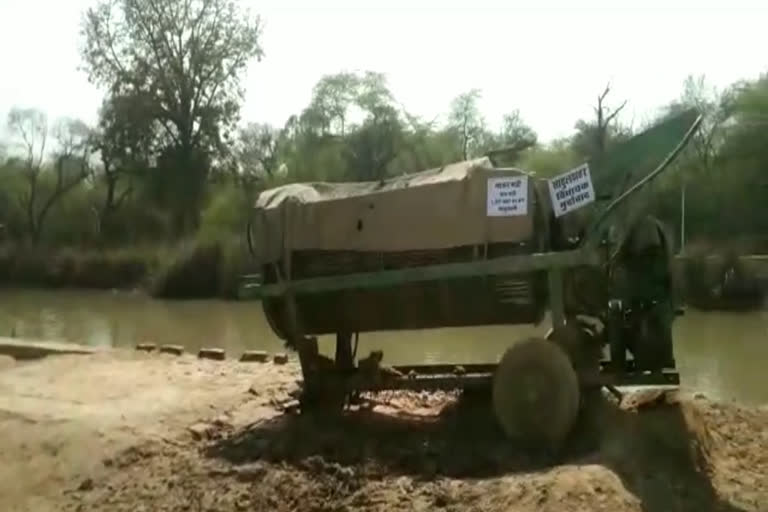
<box><xmin>1</xmin><ymin>0</ymin><xmax>767</xmax><ymax>301</ymax></box>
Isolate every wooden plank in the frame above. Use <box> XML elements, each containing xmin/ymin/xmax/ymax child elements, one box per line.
<box><xmin>240</xmin><ymin>249</ymin><xmax>599</xmax><ymax>299</ymax></box>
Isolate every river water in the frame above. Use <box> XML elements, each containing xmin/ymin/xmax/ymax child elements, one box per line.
<box><xmin>0</xmin><ymin>288</ymin><xmax>766</xmax><ymax>405</ymax></box>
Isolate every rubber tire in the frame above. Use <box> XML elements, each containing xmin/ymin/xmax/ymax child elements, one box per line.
<box><xmin>492</xmin><ymin>337</ymin><xmax>580</xmax><ymax>450</ymax></box>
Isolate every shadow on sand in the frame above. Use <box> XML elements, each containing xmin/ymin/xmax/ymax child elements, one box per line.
<box><xmin>206</xmin><ymin>390</ymin><xmax>746</xmax><ymax>512</ymax></box>
<box><xmin>572</xmin><ymin>392</ymin><xmax>746</xmax><ymax>512</ymax></box>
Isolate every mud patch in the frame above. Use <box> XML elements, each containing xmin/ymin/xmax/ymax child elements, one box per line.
<box><xmin>65</xmin><ymin>390</ymin><xmax>767</xmax><ymax>512</ymax></box>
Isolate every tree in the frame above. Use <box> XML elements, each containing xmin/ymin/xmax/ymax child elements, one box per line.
<box><xmin>664</xmin><ymin>74</ymin><xmax>733</xmax><ymax>175</ymax></box>
<box><xmin>356</xmin><ymin>71</ymin><xmax>395</xmax><ymax>114</ymax></box>
<box><xmin>81</xmin><ymin>0</ymin><xmax>264</xmax><ymax>233</ymax></box>
<box><xmin>571</xmin><ymin>83</ymin><xmax>629</xmax><ymax>161</ymax></box>
<box><xmin>7</xmin><ymin>108</ymin><xmax>47</xmax><ymax>244</ymax></box>
<box><xmin>649</xmin><ymin>76</ymin><xmax>739</xmax><ymax>245</ymax></box>
<box><xmin>709</xmin><ymin>75</ymin><xmax>768</xmax><ymax>238</ymax></box>
<box><xmin>7</xmin><ymin>108</ymin><xmax>92</xmax><ymax>244</ymax></box>
<box><xmin>485</xmin><ymin>110</ymin><xmax>537</xmax><ymax>165</ymax></box>
<box><xmin>344</xmin><ymin>104</ymin><xmax>403</xmax><ymax>181</ymax></box>
<box><xmin>304</xmin><ymin>72</ymin><xmax>359</xmax><ymax>136</ymax></box>
<box><xmin>92</xmin><ymin>92</ymin><xmax>156</xmax><ymax>238</ymax></box>
<box><xmin>342</xmin><ymin>72</ymin><xmax>403</xmax><ymax>180</ymax></box>
<box><xmin>298</xmin><ymin>71</ymin><xmax>395</xmax><ymax>137</ymax></box>
<box><xmin>394</xmin><ymin>113</ymin><xmax>454</xmax><ymax>172</ymax></box>
<box><xmin>518</xmin><ymin>138</ymin><xmax>579</xmax><ymax>179</ymax></box>
<box><xmin>234</xmin><ymin>122</ymin><xmax>281</xmax><ymax>189</ymax></box>
<box><xmin>447</xmin><ymin>89</ymin><xmax>486</xmax><ymax>160</ymax></box>
<box><xmin>285</xmin><ymin>71</ymin><xmax>406</xmax><ymax>182</ymax></box>
<box><xmin>500</xmin><ymin>111</ymin><xmax>537</xmax><ymax>149</ymax></box>
<box><xmin>722</xmin><ymin>75</ymin><xmax>768</xmax><ymax>159</ymax></box>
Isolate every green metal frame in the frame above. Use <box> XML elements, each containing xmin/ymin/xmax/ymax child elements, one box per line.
<box><xmin>239</xmin><ymin>249</ymin><xmax>598</xmax><ymax>300</ymax></box>
<box><xmin>239</xmin><ymin>249</ymin><xmax>598</xmax><ymax>337</ymax></box>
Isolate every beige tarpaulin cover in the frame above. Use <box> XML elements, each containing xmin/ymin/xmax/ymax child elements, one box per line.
<box><xmin>251</xmin><ymin>157</ymin><xmax>538</xmax><ymax>264</ymax></box>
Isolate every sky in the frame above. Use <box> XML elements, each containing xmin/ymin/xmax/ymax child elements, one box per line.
<box><xmin>1</xmin><ymin>0</ymin><xmax>767</xmax><ymax>146</ymax></box>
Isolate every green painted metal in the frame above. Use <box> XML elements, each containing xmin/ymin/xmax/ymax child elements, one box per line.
<box><xmin>588</xmin><ymin>108</ymin><xmax>701</xmax><ymax>204</ymax></box>
<box><xmin>238</xmin><ymin>249</ymin><xmax>600</xmax><ymax>300</ymax></box>
<box><xmin>582</xmin><ymin>109</ymin><xmax>703</xmax><ymax>250</ymax></box>
<box><xmin>547</xmin><ymin>267</ymin><xmax>566</xmax><ymax>333</ymax></box>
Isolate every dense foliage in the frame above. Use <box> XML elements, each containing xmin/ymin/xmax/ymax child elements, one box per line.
<box><xmin>1</xmin><ymin>1</ymin><xmax>767</xmax><ymax>277</ymax></box>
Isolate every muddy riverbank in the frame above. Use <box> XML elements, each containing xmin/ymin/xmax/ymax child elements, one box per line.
<box><xmin>0</xmin><ymin>346</ymin><xmax>766</xmax><ymax>512</ymax></box>
<box><xmin>2</xmin><ymin>288</ymin><xmax>768</xmax><ymax>404</ymax></box>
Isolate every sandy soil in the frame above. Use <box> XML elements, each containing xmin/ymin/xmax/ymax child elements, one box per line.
<box><xmin>0</xmin><ymin>349</ymin><xmax>766</xmax><ymax>512</ymax></box>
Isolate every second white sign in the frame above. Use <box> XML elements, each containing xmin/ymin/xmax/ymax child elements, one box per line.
<box><xmin>548</xmin><ymin>163</ymin><xmax>595</xmax><ymax>218</ymax></box>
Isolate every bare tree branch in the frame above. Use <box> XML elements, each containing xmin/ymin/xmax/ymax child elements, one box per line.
<box><xmin>605</xmin><ymin>100</ymin><xmax>628</xmax><ymax>126</ymax></box>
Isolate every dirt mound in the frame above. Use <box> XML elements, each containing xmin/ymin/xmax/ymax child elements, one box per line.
<box><xmin>64</xmin><ymin>389</ymin><xmax>768</xmax><ymax>512</ymax></box>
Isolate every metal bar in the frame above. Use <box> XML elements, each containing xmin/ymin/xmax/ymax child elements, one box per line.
<box><xmin>393</xmin><ymin>363</ymin><xmax>496</xmax><ymax>375</ymax></box>
<box><xmin>241</xmin><ymin>249</ymin><xmax>599</xmax><ymax>299</ymax></box>
<box><xmin>680</xmin><ymin>184</ymin><xmax>686</xmax><ymax>254</ymax></box>
<box><xmin>597</xmin><ymin>364</ymin><xmax>681</xmax><ymax>386</ymax></box>
<box><xmin>352</xmin><ymin>374</ymin><xmax>493</xmax><ymax>392</ymax></box>
<box><xmin>547</xmin><ymin>268</ymin><xmax>566</xmax><ymax>333</ymax></box>
<box><xmin>614</xmin><ymin>372</ymin><xmax>680</xmax><ymax>386</ymax></box>
<box><xmin>348</xmin><ymin>370</ymin><xmax>679</xmax><ymax>393</ymax></box>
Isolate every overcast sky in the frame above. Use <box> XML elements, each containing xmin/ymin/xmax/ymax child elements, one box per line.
<box><xmin>1</xmin><ymin>0</ymin><xmax>767</xmax><ymax>144</ymax></box>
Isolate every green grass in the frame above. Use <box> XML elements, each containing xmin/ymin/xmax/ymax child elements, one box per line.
<box><xmin>147</xmin><ymin>235</ymin><xmax>255</xmax><ymax>299</ymax></box>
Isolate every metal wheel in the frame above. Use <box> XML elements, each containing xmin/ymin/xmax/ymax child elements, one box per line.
<box><xmin>492</xmin><ymin>337</ymin><xmax>579</xmax><ymax>450</ymax></box>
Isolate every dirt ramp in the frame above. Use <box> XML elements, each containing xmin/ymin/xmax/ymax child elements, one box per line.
<box><xmin>570</xmin><ymin>389</ymin><xmax>766</xmax><ymax>512</ymax></box>
<box><xmin>64</xmin><ymin>388</ymin><xmax>767</xmax><ymax>512</ymax></box>
<box><xmin>450</xmin><ymin>465</ymin><xmax>642</xmax><ymax>512</ymax></box>
<box><xmin>577</xmin><ymin>392</ymin><xmax>715</xmax><ymax>511</ymax></box>
<box><xmin>682</xmin><ymin>396</ymin><xmax>768</xmax><ymax>510</ymax></box>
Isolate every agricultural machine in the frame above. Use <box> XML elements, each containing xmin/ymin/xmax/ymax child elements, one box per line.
<box><xmin>239</xmin><ymin>108</ymin><xmax>702</xmax><ymax>448</ymax></box>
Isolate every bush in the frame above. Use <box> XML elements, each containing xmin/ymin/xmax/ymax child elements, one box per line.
<box><xmin>0</xmin><ymin>244</ymin><xmax>156</xmax><ymax>289</ymax></box>
<box><xmin>216</xmin><ymin>237</ymin><xmax>251</xmax><ymax>298</ymax></box>
<box><xmin>0</xmin><ymin>236</ymin><xmax>255</xmax><ymax>299</ymax></box>
<box><xmin>149</xmin><ymin>240</ymin><xmax>223</xmax><ymax>299</ymax></box>
<box><xmin>148</xmin><ymin>235</ymin><xmax>255</xmax><ymax>299</ymax></box>
<box><xmin>199</xmin><ymin>184</ymin><xmax>250</xmax><ymax>241</ymax></box>
<box><xmin>680</xmin><ymin>252</ymin><xmax>765</xmax><ymax>310</ymax></box>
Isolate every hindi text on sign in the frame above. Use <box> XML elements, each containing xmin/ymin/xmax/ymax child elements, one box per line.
<box><xmin>487</xmin><ymin>176</ymin><xmax>529</xmax><ymax>217</ymax></box>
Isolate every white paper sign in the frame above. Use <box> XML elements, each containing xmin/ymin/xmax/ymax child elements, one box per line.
<box><xmin>548</xmin><ymin>163</ymin><xmax>595</xmax><ymax>218</ymax></box>
<box><xmin>487</xmin><ymin>176</ymin><xmax>528</xmax><ymax>216</ymax></box>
